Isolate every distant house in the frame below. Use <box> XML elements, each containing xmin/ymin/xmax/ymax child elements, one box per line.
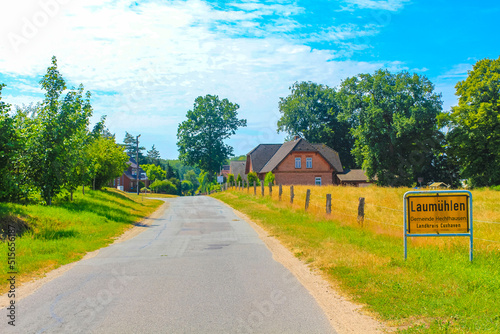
<box><xmin>429</xmin><ymin>182</ymin><xmax>449</xmax><ymax>189</ymax></box>
<box><xmin>229</xmin><ymin>161</ymin><xmax>247</xmax><ymax>182</ymax></box>
<box><xmin>111</xmin><ymin>157</ymin><xmax>149</xmax><ymax>192</ymax></box>
<box><xmin>245</xmin><ymin>137</ymin><xmax>345</xmax><ymax>185</ymax></box>
<box><xmin>337</xmin><ymin>169</ymin><xmax>374</xmax><ymax>187</ymax></box>
<box><xmin>220</xmin><ymin>165</ymin><xmax>230</xmax><ymax>179</ymax></box>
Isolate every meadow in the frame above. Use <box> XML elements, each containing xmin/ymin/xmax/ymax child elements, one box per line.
<box><xmin>0</xmin><ymin>188</ymin><xmax>163</xmax><ymax>294</ymax></box>
<box><xmin>213</xmin><ymin>186</ymin><xmax>500</xmax><ymax>333</ymax></box>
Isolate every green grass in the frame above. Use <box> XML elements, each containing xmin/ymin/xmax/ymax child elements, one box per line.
<box><xmin>212</xmin><ymin>191</ymin><xmax>500</xmax><ymax>333</ymax></box>
<box><xmin>0</xmin><ymin>188</ymin><xmax>163</xmax><ymax>293</ymax></box>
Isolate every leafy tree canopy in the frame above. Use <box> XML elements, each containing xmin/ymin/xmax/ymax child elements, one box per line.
<box><xmin>277</xmin><ymin>81</ymin><xmax>356</xmax><ymax>168</ymax></box>
<box><xmin>177</xmin><ymin>94</ymin><xmax>246</xmax><ymax>177</ymax></box>
<box><xmin>338</xmin><ymin>69</ymin><xmax>443</xmax><ymax>187</ymax></box>
<box><xmin>445</xmin><ymin>57</ymin><xmax>500</xmax><ymax>187</ymax></box>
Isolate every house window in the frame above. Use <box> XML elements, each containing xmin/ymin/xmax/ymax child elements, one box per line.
<box><xmin>295</xmin><ymin>157</ymin><xmax>301</xmax><ymax>168</ymax></box>
<box><xmin>306</xmin><ymin>157</ymin><xmax>312</xmax><ymax>168</ymax></box>
<box><xmin>315</xmin><ymin>177</ymin><xmax>322</xmax><ymax>186</ymax></box>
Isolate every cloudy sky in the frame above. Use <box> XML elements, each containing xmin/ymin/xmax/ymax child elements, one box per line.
<box><xmin>1</xmin><ymin>0</ymin><xmax>499</xmax><ymax>159</ymax></box>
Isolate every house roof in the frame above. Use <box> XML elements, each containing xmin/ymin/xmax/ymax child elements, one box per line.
<box><xmin>312</xmin><ymin>144</ymin><xmax>343</xmax><ymax>173</ymax></box>
<box><xmin>259</xmin><ymin>138</ymin><xmax>344</xmax><ymax>174</ymax></box>
<box><xmin>429</xmin><ymin>182</ymin><xmax>449</xmax><ymax>188</ymax></box>
<box><xmin>124</xmin><ymin>157</ymin><xmax>148</xmax><ymax>180</ymax></box>
<box><xmin>337</xmin><ymin>169</ymin><xmax>371</xmax><ymax>182</ymax></box>
<box><xmin>260</xmin><ymin>139</ymin><xmax>300</xmax><ymax>173</ymax></box>
<box><xmin>123</xmin><ymin>170</ymin><xmax>148</xmax><ymax>181</ymax></box>
<box><xmin>230</xmin><ymin>161</ymin><xmax>247</xmax><ymax>181</ymax></box>
<box><xmin>248</xmin><ymin>144</ymin><xmax>282</xmax><ymax>173</ymax></box>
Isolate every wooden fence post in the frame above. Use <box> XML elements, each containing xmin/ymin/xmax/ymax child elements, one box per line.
<box><xmin>326</xmin><ymin>194</ymin><xmax>332</xmax><ymax>214</ymax></box>
<box><xmin>279</xmin><ymin>184</ymin><xmax>282</xmax><ymax>201</ymax></box>
<box><xmin>269</xmin><ymin>183</ymin><xmax>272</xmax><ymax>196</ymax></box>
<box><xmin>261</xmin><ymin>183</ymin><xmax>264</xmax><ymax>197</ymax></box>
<box><xmin>358</xmin><ymin>197</ymin><xmax>365</xmax><ymax>226</ymax></box>
<box><xmin>305</xmin><ymin>189</ymin><xmax>311</xmax><ymax>211</ymax></box>
<box><xmin>247</xmin><ymin>181</ymin><xmax>249</xmax><ymax>192</ymax></box>
<box><xmin>253</xmin><ymin>181</ymin><xmax>256</xmax><ymax>195</ymax></box>
<box><xmin>290</xmin><ymin>185</ymin><xmax>294</xmax><ymax>204</ymax></box>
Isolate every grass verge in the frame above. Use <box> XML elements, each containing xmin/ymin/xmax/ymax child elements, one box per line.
<box><xmin>0</xmin><ymin>188</ymin><xmax>163</xmax><ymax>294</ymax></box>
<box><xmin>212</xmin><ymin>191</ymin><xmax>500</xmax><ymax>333</ymax></box>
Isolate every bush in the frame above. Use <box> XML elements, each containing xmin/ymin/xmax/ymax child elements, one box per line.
<box><xmin>227</xmin><ymin>173</ymin><xmax>235</xmax><ymax>186</ymax></box>
<box><xmin>181</xmin><ymin>180</ymin><xmax>193</xmax><ymax>196</ymax></box>
<box><xmin>150</xmin><ymin>179</ymin><xmax>177</xmax><ymax>194</ymax></box>
<box><xmin>264</xmin><ymin>171</ymin><xmax>275</xmax><ymax>186</ymax></box>
<box><xmin>247</xmin><ymin>171</ymin><xmax>260</xmax><ymax>186</ymax></box>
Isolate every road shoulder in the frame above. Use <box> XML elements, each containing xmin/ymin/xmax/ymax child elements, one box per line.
<box><xmin>0</xmin><ymin>199</ymin><xmax>170</xmax><ymax>309</ymax></box>
<box><xmin>225</xmin><ymin>201</ymin><xmax>390</xmax><ymax>334</ymax></box>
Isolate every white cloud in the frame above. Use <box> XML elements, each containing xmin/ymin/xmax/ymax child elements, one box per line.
<box><xmin>342</xmin><ymin>0</ymin><xmax>410</xmax><ymax>11</ymax></box>
<box><xmin>0</xmin><ymin>0</ymin><xmax>407</xmax><ymax>158</ymax></box>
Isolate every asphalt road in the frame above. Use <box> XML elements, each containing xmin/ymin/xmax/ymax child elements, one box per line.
<box><xmin>1</xmin><ymin>196</ymin><xmax>335</xmax><ymax>333</ymax></box>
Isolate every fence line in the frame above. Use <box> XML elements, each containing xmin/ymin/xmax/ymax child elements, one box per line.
<box><xmin>222</xmin><ymin>184</ymin><xmax>500</xmax><ymax>246</ymax></box>
<box><xmin>475</xmin><ymin>220</ymin><xmax>500</xmax><ymax>225</ymax></box>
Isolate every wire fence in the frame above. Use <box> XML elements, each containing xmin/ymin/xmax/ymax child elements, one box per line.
<box><xmin>223</xmin><ymin>183</ymin><xmax>500</xmax><ymax>248</ymax></box>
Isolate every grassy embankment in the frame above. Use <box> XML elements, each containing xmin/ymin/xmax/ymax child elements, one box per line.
<box><xmin>0</xmin><ymin>188</ymin><xmax>165</xmax><ymax>294</ymax></box>
<box><xmin>212</xmin><ymin>186</ymin><xmax>500</xmax><ymax>333</ymax></box>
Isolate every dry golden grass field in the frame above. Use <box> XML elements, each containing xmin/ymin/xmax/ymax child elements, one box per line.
<box><xmin>234</xmin><ymin>184</ymin><xmax>500</xmax><ymax>253</ymax></box>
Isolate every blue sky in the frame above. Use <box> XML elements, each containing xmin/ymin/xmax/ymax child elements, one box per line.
<box><xmin>1</xmin><ymin>0</ymin><xmax>499</xmax><ymax>159</ymax></box>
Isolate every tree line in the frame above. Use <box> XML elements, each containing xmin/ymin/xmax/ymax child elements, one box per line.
<box><xmin>0</xmin><ymin>57</ymin><xmax>128</xmax><ymax>205</ymax></box>
<box><xmin>176</xmin><ymin>57</ymin><xmax>499</xmax><ymax>189</ymax></box>
<box><xmin>277</xmin><ymin>57</ymin><xmax>500</xmax><ymax>188</ymax></box>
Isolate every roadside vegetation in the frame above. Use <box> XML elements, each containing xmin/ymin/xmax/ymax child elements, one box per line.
<box><xmin>0</xmin><ymin>188</ymin><xmax>163</xmax><ymax>294</ymax></box>
<box><xmin>213</xmin><ymin>187</ymin><xmax>500</xmax><ymax>333</ymax></box>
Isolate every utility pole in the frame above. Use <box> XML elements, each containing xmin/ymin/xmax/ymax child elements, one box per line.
<box><xmin>136</xmin><ymin>134</ymin><xmax>141</xmax><ymax>196</ymax></box>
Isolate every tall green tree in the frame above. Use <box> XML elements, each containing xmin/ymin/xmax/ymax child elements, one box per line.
<box><xmin>141</xmin><ymin>164</ymin><xmax>166</xmax><ymax>183</ymax></box>
<box><xmin>146</xmin><ymin>145</ymin><xmax>161</xmax><ymax>165</ymax></box>
<box><xmin>123</xmin><ymin>132</ymin><xmax>145</xmax><ymax>163</ymax></box>
<box><xmin>61</xmin><ymin>86</ymin><xmax>94</xmax><ymax>200</ymax></box>
<box><xmin>177</xmin><ymin>94</ymin><xmax>247</xmax><ymax>177</ymax></box>
<box><xmin>0</xmin><ymin>84</ymin><xmax>18</xmax><ymax>201</ymax></box>
<box><xmin>86</xmin><ymin>136</ymin><xmax>129</xmax><ymax>190</ymax></box>
<box><xmin>26</xmin><ymin>56</ymin><xmax>96</xmax><ymax>205</ymax></box>
<box><xmin>277</xmin><ymin>81</ymin><xmax>356</xmax><ymax>168</ymax></box>
<box><xmin>338</xmin><ymin>69</ymin><xmax>443</xmax><ymax>186</ymax></box>
<box><xmin>183</xmin><ymin>170</ymin><xmax>199</xmax><ymax>188</ymax></box>
<box><xmin>445</xmin><ymin>57</ymin><xmax>500</xmax><ymax>187</ymax></box>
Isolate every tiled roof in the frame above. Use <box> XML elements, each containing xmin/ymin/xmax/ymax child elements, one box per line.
<box><xmin>259</xmin><ymin>138</ymin><xmax>344</xmax><ymax>174</ymax></box>
<box><xmin>337</xmin><ymin>169</ymin><xmax>371</xmax><ymax>182</ymax></box>
<box><xmin>124</xmin><ymin>170</ymin><xmax>148</xmax><ymax>181</ymax></box>
<box><xmin>248</xmin><ymin>144</ymin><xmax>281</xmax><ymax>173</ymax></box>
<box><xmin>260</xmin><ymin>139</ymin><xmax>299</xmax><ymax>173</ymax></box>
<box><xmin>230</xmin><ymin>161</ymin><xmax>247</xmax><ymax>181</ymax></box>
<box><xmin>312</xmin><ymin>144</ymin><xmax>343</xmax><ymax>173</ymax></box>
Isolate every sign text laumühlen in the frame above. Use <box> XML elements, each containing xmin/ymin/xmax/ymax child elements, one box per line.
<box><xmin>407</xmin><ymin>195</ymin><xmax>469</xmax><ymax>233</ymax></box>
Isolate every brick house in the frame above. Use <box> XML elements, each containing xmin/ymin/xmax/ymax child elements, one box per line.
<box><xmin>111</xmin><ymin>157</ymin><xmax>149</xmax><ymax>192</ymax></box>
<box><xmin>245</xmin><ymin>137</ymin><xmax>345</xmax><ymax>186</ymax></box>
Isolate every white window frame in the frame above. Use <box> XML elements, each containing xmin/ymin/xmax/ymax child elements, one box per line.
<box><xmin>306</xmin><ymin>157</ymin><xmax>312</xmax><ymax>168</ymax></box>
<box><xmin>295</xmin><ymin>157</ymin><xmax>301</xmax><ymax>169</ymax></box>
<box><xmin>315</xmin><ymin>177</ymin><xmax>322</xmax><ymax>186</ymax></box>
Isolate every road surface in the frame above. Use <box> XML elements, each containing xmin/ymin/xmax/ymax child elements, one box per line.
<box><xmin>1</xmin><ymin>196</ymin><xmax>335</xmax><ymax>333</ymax></box>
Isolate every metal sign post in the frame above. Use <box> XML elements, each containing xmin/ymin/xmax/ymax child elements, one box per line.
<box><xmin>403</xmin><ymin>190</ymin><xmax>473</xmax><ymax>262</ymax></box>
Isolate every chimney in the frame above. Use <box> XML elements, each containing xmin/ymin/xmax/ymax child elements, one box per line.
<box><xmin>294</xmin><ymin>135</ymin><xmax>300</xmax><ymax>140</ymax></box>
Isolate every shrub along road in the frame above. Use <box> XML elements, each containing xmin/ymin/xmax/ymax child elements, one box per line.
<box><xmin>0</xmin><ymin>196</ymin><xmax>337</xmax><ymax>333</ymax></box>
